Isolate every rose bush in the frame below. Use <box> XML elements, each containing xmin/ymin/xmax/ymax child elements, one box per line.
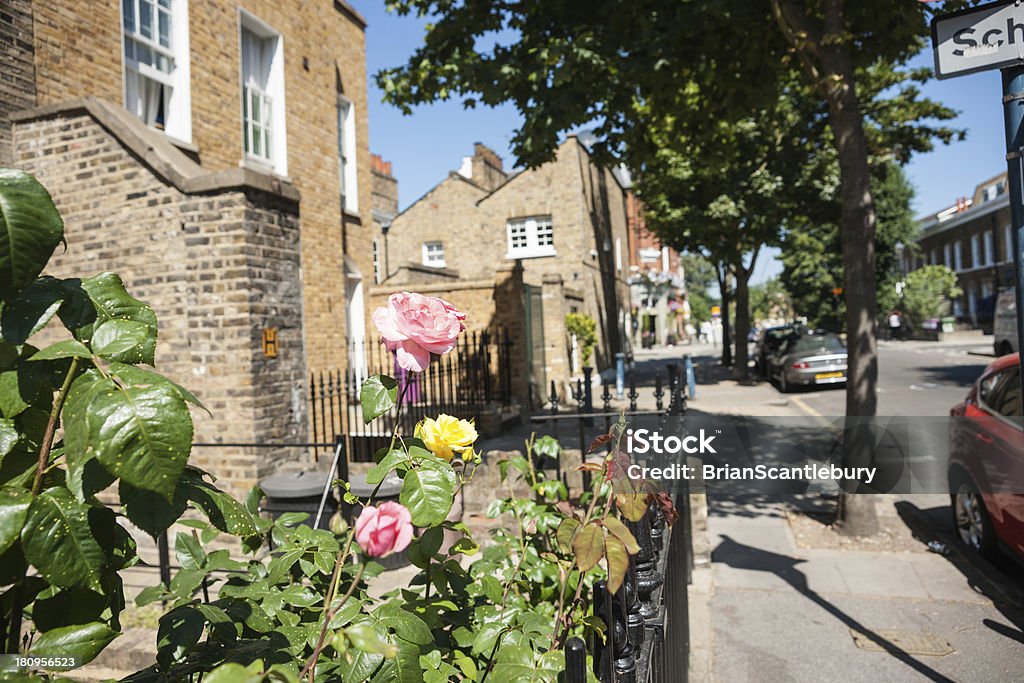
<box><xmin>0</xmin><ymin>167</ymin><xmax>672</xmax><ymax>683</ymax></box>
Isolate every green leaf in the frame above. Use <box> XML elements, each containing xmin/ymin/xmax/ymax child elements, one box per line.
<box><xmin>374</xmin><ymin>603</ymin><xmax>433</xmax><ymax>646</ymax></box>
<box><xmin>346</xmin><ymin>622</ymin><xmax>398</xmax><ymax>656</ymax></box>
<box><xmin>21</xmin><ymin>487</ymin><xmax>106</xmax><ymax>591</ymax></box>
<box><xmin>0</xmin><ymin>169</ymin><xmax>64</xmax><ymax>301</ymax></box>
<box><xmin>0</xmin><ymin>418</ymin><xmax>16</xmax><ymax>456</ymax></box>
<box><xmin>32</xmin><ymin>586</ymin><xmax>108</xmax><ymax>632</ymax></box>
<box><xmin>605</xmin><ymin>535</ymin><xmax>629</xmax><ymax>594</ymax></box>
<box><xmin>157</xmin><ymin>605</ymin><xmax>207</xmax><ymax>670</ymax></box>
<box><xmin>28</xmin><ymin>621</ymin><xmax>117</xmax><ymax>665</ymax></box>
<box><xmin>28</xmin><ymin>339</ymin><xmax>92</xmax><ymax>361</ymax></box>
<box><xmin>571</xmin><ymin>522</ymin><xmax>604</xmax><ymax>573</ymax></box>
<box><xmin>175</xmin><ymin>531</ymin><xmax>206</xmax><ymax>570</ymax></box>
<box><xmin>399</xmin><ymin>464</ymin><xmax>454</xmax><ymax>527</ymax></box>
<box><xmin>601</xmin><ymin>516</ymin><xmax>640</xmax><ymax>554</ymax></box>
<box><xmin>0</xmin><ymin>486</ymin><xmax>31</xmax><ymax>554</ymax></box>
<box><xmin>360</xmin><ymin>375</ymin><xmax>398</xmax><ymax>423</ymax></box>
<box><xmin>63</xmin><ymin>372</ymin><xmax>192</xmax><ymax>501</ymax></box>
<box><xmin>556</xmin><ymin>517</ymin><xmax>580</xmax><ymax>554</ymax></box>
<box><xmin>90</xmin><ymin>319</ymin><xmax>154</xmax><ymax>365</ymax></box>
<box><xmin>107</xmin><ymin>362</ymin><xmax>207</xmax><ymax>411</ymax></box>
<box><xmin>60</xmin><ymin>273</ymin><xmax>158</xmax><ymax>366</ymax></box>
<box><xmin>119</xmin><ymin>480</ymin><xmax>187</xmax><ymax>538</ymax></box>
<box><xmin>343</xmin><ymin>649</ymin><xmax>385</xmax><ymax>683</ymax></box>
<box><xmin>180</xmin><ymin>470</ymin><xmax>258</xmax><ymax>538</ymax></box>
<box><xmin>0</xmin><ymin>276</ymin><xmax>65</xmax><ymax>343</ymax></box>
<box><xmin>370</xmin><ymin>638</ymin><xmax>420</xmax><ymax>683</ymax></box>
<box><xmin>366</xmin><ymin>449</ymin><xmax>408</xmax><ymax>485</ymax></box>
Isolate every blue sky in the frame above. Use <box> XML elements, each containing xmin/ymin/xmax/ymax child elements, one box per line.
<box><xmin>352</xmin><ymin>2</ymin><xmax>1009</xmax><ymax>285</ymax></box>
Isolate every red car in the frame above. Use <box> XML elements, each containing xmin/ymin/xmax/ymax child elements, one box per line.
<box><xmin>948</xmin><ymin>353</ymin><xmax>1024</xmax><ymax>561</ymax></box>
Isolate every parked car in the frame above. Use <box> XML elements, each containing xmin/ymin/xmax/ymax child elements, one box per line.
<box><xmin>993</xmin><ymin>288</ymin><xmax>1018</xmax><ymax>356</ymax></box>
<box><xmin>766</xmin><ymin>330</ymin><xmax>847</xmax><ymax>393</ymax></box>
<box><xmin>754</xmin><ymin>324</ymin><xmax>795</xmax><ymax>376</ymax></box>
<box><xmin>948</xmin><ymin>353</ymin><xmax>1024</xmax><ymax>562</ymax></box>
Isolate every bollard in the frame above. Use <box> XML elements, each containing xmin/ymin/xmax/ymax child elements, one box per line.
<box><xmin>685</xmin><ymin>354</ymin><xmax>696</xmax><ymax>400</ymax></box>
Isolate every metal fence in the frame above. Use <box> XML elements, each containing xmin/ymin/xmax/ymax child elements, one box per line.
<box><xmin>310</xmin><ymin>330</ymin><xmax>513</xmax><ymax>462</ymax></box>
<box><xmin>566</xmin><ymin>493</ymin><xmax>693</xmax><ymax>683</ymax></box>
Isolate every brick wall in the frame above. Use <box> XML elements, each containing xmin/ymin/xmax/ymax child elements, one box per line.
<box><xmin>28</xmin><ymin>0</ymin><xmax>373</xmax><ymax>374</ymax></box>
<box><xmin>13</xmin><ymin>110</ymin><xmax>308</xmax><ymax>495</ymax></box>
<box><xmin>0</xmin><ymin>0</ymin><xmax>37</xmax><ymax>166</ymax></box>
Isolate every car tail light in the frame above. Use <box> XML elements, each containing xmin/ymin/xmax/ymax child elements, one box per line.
<box><xmin>791</xmin><ymin>361</ymin><xmax>810</xmax><ymax>369</ymax></box>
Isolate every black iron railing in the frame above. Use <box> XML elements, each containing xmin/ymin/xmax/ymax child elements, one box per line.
<box><xmin>566</xmin><ymin>493</ymin><xmax>693</xmax><ymax>683</ymax></box>
<box><xmin>310</xmin><ymin>329</ymin><xmax>513</xmax><ymax>461</ymax></box>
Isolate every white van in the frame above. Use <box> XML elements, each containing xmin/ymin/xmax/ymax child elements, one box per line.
<box><xmin>993</xmin><ymin>288</ymin><xmax>1018</xmax><ymax>356</ymax></box>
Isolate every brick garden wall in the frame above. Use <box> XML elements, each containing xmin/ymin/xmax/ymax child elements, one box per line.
<box><xmin>13</xmin><ymin>110</ymin><xmax>309</xmax><ymax>495</ymax></box>
<box><xmin>0</xmin><ymin>0</ymin><xmax>36</xmax><ymax>167</ymax></box>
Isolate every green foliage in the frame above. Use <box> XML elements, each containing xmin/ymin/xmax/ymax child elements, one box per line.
<box><xmin>749</xmin><ymin>278</ymin><xmax>792</xmax><ymax>324</ymax></box>
<box><xmin>780</xmin><ymin>162</ymin><xmax>919</xmax><ymax>331</ymax></box>
<box><xmin>360</xmin><ymin>375</ymin><xmax>398</xmax><ymax>424</ymax></box>
<box><xmin>902</xmin><ymin>266</ymin><xmax>961</xmax><ymax>329</ymax></box>
<box><xmin>565</xmin><ymin>313</ymin><xmax>597</xmax><ymax>366</ymax></box>
<box><xmin>0</xmin><ymin>170</ymin><xmax>251</xmax><ymax>673</ymax></box>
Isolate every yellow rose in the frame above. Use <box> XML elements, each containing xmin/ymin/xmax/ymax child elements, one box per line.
<box><xmin>415</xmin><ymin>414</ymin><xmax>478</xmax><ymax>462</ymax></box>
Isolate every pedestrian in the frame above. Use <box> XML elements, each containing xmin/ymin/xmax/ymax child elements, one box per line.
<box><xmin>888</xmin><ymin>309</ymin><xmax>902</xmax><ymax>340</ymax></box>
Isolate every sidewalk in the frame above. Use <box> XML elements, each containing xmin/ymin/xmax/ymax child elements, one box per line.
<box><xmin>684</xmin><ymin>353</ymin><xmax>1024</xmax><ymax>682</ymax></box>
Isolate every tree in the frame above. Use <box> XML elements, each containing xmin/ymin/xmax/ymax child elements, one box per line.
<box><xmin>902</xmin><ymin>266</ymin><xmax>961</xmax><ymax>330</ymax></box>
<box><xmin>750</xmin><ymin>278</ymin><xmax>793</xmax><ymax>323</ymax></box>
<box><xmin>377</xmin><ymin>0</ymin><xmax>962</xmax><ymax>534</ymax></box>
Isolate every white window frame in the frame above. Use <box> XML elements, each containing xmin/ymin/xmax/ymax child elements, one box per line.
<box><xmin>121</xmin><ymin>0</ymin><xmax>192</xmax><ymax>143</ymax></box>
<box><xmin>238</xmin><ymin>11</ymin><xmax>287</xmax><ymax>176</ymax></box>
<box><xmin>971</xmin><ymin>234</ymin><xmax>980</xmax><ymax>269</ymax></box>
<box><xmin>930</xmin><ymin>248</ymin><xmax>938</xmax><ymax>266</ymax></box>
<box><xmin>954</xmin><ymin>241</ymin><xmax>963</xmax><ymax>271</ymax></box>
<box><xmin>984</xmin><ymin>230</ymin><xmax>994</xmax><ymax>266</ymax></box>
<box><xmin>943</xmin><ymin>243</ymin><xmax>952</xmax><ymax>268</ymax></box>
<box><xmin>506</xmin><ymin>216</ymin><xmax>556</xmax><ymax>259</ymax></box>
<box><xmin>422</xmin><ymin>241</ymin><xmax>446</xmax><ymax>268</ymax></box>
<box><xmin>337</xmin><ymin>95</ymin><xmax>358</xmax><ymax>213</ymax></box>
<box><xmin>1005</xmin><ymin>224</ymin><xmax>1014</xmax><ymax>263</ymax></box>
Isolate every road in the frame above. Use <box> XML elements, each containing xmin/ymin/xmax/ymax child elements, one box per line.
<box><xmin>784</xmin><ymin>340</ymin><xmax>995</xmax><ymax>416</ymax></box>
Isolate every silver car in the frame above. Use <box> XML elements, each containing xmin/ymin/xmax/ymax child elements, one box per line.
<box><xmin>768</xmin><ymin>331</ymin><xmax>847</xmax><ymax>393</ymax></box>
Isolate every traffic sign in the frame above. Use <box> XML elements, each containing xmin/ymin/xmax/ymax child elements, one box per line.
<box><xmin>932</xmin><ymin>1</ymin><xmax>1024</xmax><ymax>79</ymax></box>
<box><xmin>932</xmin><ymin>0</ymin><xmax>1024</xmax><ymax>401</ymax></box>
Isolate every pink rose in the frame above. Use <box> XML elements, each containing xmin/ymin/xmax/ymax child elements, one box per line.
<box><xmin>354</xmin><ymin>501</ymin><xmax>414</xmax><ymax>558</ymax></box>
<box><xmin>372</xmin><ymin>292</ymin><xmax>466</xmax><ymax>372</ymax></box>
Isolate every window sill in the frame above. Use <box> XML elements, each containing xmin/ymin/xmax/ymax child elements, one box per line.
<box><xmin>507</xmin><ymin>249</ymin><xmax>557</xmax><ymax>260</ymax></box>
<box><xmin>242</xmin><ymin>157</ymin><xmax>291</xmax><ymax>183</ymax></box>
<box><xmin>343</xmin><ymin>208</ymin><xmax>362</xmax><ymax>224</ymax></box>
<box><xmin>422</xmin><ymin>262</ymin><xmax>447</xmax><ymax>269</ymax></box>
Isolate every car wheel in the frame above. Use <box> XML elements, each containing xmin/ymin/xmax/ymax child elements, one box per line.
<box><xmin>952</xmin><ymin>480</ymin><xmax>997</xmax><ymax>559</ymax></box>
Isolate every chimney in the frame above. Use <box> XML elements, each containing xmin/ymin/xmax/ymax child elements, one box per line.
<box><xmin>470</xmin><ymin>142</ymin><xmax>507</xmax><ymax>191</ymax></box>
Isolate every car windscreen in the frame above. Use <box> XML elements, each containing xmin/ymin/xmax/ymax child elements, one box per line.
<box><xmin>788</xmin><ymin>334</ymin><xmax>845</xmax><ymax>354</ymax></box>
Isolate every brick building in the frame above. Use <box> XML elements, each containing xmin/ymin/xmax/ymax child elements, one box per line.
<box><xmin>375</xmin><ymin>139</ymin><xmax>631</xmax><ymax>404</ymax></box>
<box><xmin>2</xmin><ymin>1</ymin><xmax>377</xmax><ymax>492</ymax></box>
<box><xmin>622</xmin><ymin>180</ymin><xmax>685</xmax><ymax>346</ymax></box>
<box><xmin>913</xmin><ymin>173</ymin><xmax>1012</xmax><ymax>327</ymax></box>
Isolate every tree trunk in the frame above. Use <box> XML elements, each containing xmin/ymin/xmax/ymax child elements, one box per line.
<box><xmin>733</xmin><ymin>265</ymin><xmax>751</xmax><ymax>381</ymax></box>
<box><xmin>772</xmin><ymin>0</ymin><xmax>878</xmax><ymax>536</ymax></box>
<box><xmin>819</xmin><ymin>5</ymin><xmax>879</xmax><ymax>537</ymax></box>
<box><xmin>717</xmin><ymin>262</ymin><xmax>733</xmax><ymax>367</ymax></box>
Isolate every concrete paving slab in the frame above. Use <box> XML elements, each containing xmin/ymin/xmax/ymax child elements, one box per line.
<box><xmin>831</xmin><ymin>554</ymin><xmax>931</xmax><ymax>599</ymax></box>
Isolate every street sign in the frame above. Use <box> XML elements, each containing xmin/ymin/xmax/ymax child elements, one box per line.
<box><xmin>932</xmin><ymin>1</ymin><xmax>1024</xmax><ymax>79</ymax></box>
<box><xmin>711</xmin><ymin>305</ymin><xmax>721</xmax><ymax>318</ymax></box>
<box><xmin>932</xmin><ymin>0</ymin><xmax>1024</xmax><ymax>401</ymax></box>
